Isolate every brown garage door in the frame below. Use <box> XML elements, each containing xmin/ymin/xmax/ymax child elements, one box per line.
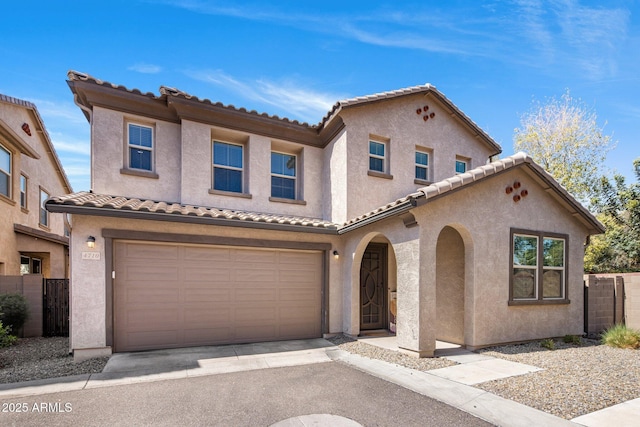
<box><xmin>114</xmin><ymin>241</ymin><xmax>323</xmax><ymax>352</ymax></box>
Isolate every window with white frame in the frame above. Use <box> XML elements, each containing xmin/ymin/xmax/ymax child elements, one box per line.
<box><xmin>511</xmin><ymin>229</ymin><xmax>567</xmax><ymax>303</ymax></box>
<box><xmin>271</xmin><ymin>151</ymin><xmax>296</xmax><ymax>199</ymax></box>
<box><xmin>415</xmin><ymin>151</ymin><xmax>429</xmax><ymax>181</ymax></box>
<box><xmin>20</xmin><ymin>174</ymin><xmax>27</xmax><ymax>209</ymax></box>
<box><xmin>212</xmin><ymin>141</ymin><xmax>244</xmax><ymax>193</ymax></box>
<box><xmin>369</xmin><ymin>141</ymin><xmax>387</xmax><ymax>173</ymax></box>
<box><xmin>127</xmin><ymin>123</ymin><xmax>153</xmax><ymax>171</ymax></box>
<box><xmin>455</xmin><ymin>158</ymin><xmax>467</xmax><ymax>174</ymax></box>
<box><xmin>0</xmin><ymin>144</ymin><xmax>11</xmax><ymax>198</ymax></box>
<box><xmin>39</xmin><ymin>188</ymin><xmax>49</xmax><ymax>227</ymax></box>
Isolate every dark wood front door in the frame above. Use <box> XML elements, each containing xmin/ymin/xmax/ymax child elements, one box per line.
<box><xmin>360</xmin><ymin>243</ymin><xmax>387</xmax><ymax>330</ymax></box>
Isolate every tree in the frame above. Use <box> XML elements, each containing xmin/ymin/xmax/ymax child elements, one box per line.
<box><xmin>585</xmin><ymin>158</ymin><xmax>640</xmax><ymax>273</ymax></box>
<box><xmin>514</xmin><ymin>89</ymin><xmax>615</xmax><ymax>205</ymax></box>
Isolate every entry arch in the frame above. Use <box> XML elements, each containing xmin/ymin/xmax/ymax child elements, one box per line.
<box><xmin>435</xmin><ymin>224</ymin><xmax>474</xmax><ymax>346</ymax></box>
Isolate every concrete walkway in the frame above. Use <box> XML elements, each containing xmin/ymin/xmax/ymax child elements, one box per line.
<box><xmin>0</xmin><ymin>337</ymin><xmax>637</xmax><ymax>426</ymax></box>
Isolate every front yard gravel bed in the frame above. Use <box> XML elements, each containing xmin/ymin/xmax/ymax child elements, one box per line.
<box><xmin>477</xmin><ymin>339</ymin><xmax>640</xmax><ymax>419</ymax></box>
<box><xmin>0</xmin><ymin>337</ymin><xmax>109</xmax><ymax>384</ymax></box>
<box><xmin>329</xmin><ymin>335</ymin><xmax>640</xmax><ymax>420</ymax></box>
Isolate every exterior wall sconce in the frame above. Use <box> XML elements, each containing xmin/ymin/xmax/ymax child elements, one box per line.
<box><xmin>333</xmin><ymin>250</ymin><xmax>339</xmax><ymax>259</ymax></box>
<box><xmin>87</xmin><ymin>236</ymin><xmax>96</xmax><ymax>249</ymax></box>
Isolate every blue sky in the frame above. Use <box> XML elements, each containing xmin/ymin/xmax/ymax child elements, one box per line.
<box><xmin>1</xmin><ymin>0</ymin><xmax>638</xmax><ymax>193</ymax></box>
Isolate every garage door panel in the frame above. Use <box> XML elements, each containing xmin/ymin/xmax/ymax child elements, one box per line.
<box><xmin>183</xmin><ymin>267</ymin><xmax>231</xmax><ymax>282</ymax></box>
<box><xmin>183</xmin><ymin>246</ymin><xmax>230</xmax><ymax>261</ymax></box>
<box><xmin>114</xmin><ymin>241</ymin><xmax>322</xmax><ymax>352</ymax></box>
<box><xmin>183</xmin><ymin>288</ymin><xmax>231</xmax><ymax>303</ymax></box>
<box><xmin>123</xmin><ymin>289</ymin><xmax>180</xmax><ymax>304</ymax></box>
<box><xmin>234</xmin><ymin>288</ymin><xmax>278</xmax><ymax>302</ymax></box>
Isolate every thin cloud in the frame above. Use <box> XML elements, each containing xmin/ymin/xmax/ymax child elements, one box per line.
<box><xmin>185</xmin><ymin>69</ymin><xmax>340</xmax><ymax>123</ymax></box>
<box><xmin>25</xmin><ymin>98</ymin><xmax>87</xmax><ymax>124</ymax></box>
<box><xmin>128</xmin><ymin>63</ymin><xmax>163</xmax><ymax>74</ymax></box>
<box><xmin>49</xmin><ymin>134</ymin><xmax>90</xmax><ymax>156</ymax></box>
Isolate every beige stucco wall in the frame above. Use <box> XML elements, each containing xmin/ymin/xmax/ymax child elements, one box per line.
<box><xmin>413</xmin><ymin>167</ymin><xmax>589</xmax><ymax>349</ymax></box>
<box><xmin>0</xmin><ymin>100</ymin><xmax>69</xmax><ymax>277</ymax></box>
<box><xmin>179</xmin><ymin>120</ymin><xmax>324</xmax><ymax>218</ymax></box>
<box><xmin>339</xmin><ymin>93</ymin><xmax>495</xmax><ymax>220</ymax></box>
<box><xmin>91</xmin><ymin>107</ymin><xmax>181</xmax><ymax>201</ymax></box>
<box><xmin>322</xmin><ymin>129</ymin><xmax>348</xmax><ymax>224</ymax></box>
<box><xmin>69</xmin><ymin>214</ymin><xmax>343</xmax><ymax>353</ymax></box>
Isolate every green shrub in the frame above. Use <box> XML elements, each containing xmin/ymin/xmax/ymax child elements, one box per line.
<box><xmin>540</xmin><ymin>338</ymin><xmax>555</xmax><ymax>350</ymax></box>
<box><xmin>563</xmin><ymin>335</ymin><xmax>582</xmax><ymax>345</ymax></box>
<box><xmin>0</xmin><ymin>320</ymin><xmax>16</xmax><ymax>348</ymax></box>
<box><xmin>0</xmin><ymin>293</ymin><xmax>29</xmax><ymax>333</ymax></box>
<box><xmin>601</xmin><ymin>324</ymin><xmax>640</xmax><ymax>349</ymax></box>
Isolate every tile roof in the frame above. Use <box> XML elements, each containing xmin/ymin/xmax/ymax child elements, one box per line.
<box><xmin>66</xmin><ymin>70</ymin><xmax>501</xmax><ymax>154</ymax></box>
<box><xmin>46</xmin><ymin>191</ymin><xmax>338</xmax><ymax>234</ymax></box>
<box><xmin>339</xmin><ymin>153</ymin><xmax>605</xmax><ymax>234</ymax></box>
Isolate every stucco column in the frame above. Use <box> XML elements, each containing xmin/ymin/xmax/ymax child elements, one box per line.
<box><xmin>395</xmin><ymin>235</ymin><xmax>434</xmax><ymax>357</ymax></box>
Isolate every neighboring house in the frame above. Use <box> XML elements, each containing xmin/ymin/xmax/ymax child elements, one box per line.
<box><xmin>0</xmin><ymin>94</ymin><xmax>71</xmax><ymax>279</ymax></box>
<box><xmin>47</xmin><ymin>71</ymin><xmax>604</xmax><ymax>361</ymax></box>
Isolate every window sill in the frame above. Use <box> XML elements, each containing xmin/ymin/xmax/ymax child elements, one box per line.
<box><xmin>0</xmin><ymin>193</ymin><xmax>16</xmax><ymax>206</ymax></box>
<box><xmin>414</xmin><ymin>178</ymin><xmax>432</xmax><ymax>186</ymax></box>
<box><xmin>367</xmin><ymin>171</ymin><xmax>393</xmax><ymax>180</ymax></box>
<box><xmin>21</xmin><ymin>207</ymin><xmax>29</xmax><ymax>214</ymax></box>
<box><xmin>269</xmin><ymin>197</ymin><xmax>307</xmax><ymax>206</ymax></box>
<box><xmin>209</xmin><ymin>189</ymin><xmax>252</xmax><ymax>199</ymax></box>
<box><xmin>508</xmin><ymin>299</ymin><xmax>570</xmax><ymax>306</ymax></box>
<box><xmin>38</xmin><ymin>223</ymin><xmax>51</xmax><ymax>232</ymax></box>
<box><xmin>120</xmin><ymin>168</ymin><xmax>159</xmax><ymax>179</ymax></box>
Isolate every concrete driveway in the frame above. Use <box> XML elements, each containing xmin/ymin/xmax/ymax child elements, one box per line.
<box><xmin>0</xmin><ymin>360</ymin><xmax>491</xmax><ymax>427</ymax></box>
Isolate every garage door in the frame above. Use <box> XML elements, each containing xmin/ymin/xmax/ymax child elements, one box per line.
<box><xmin>113</xmin><ymin>241</ymin><xmax>323</xmax><ymax>352</ymax></box>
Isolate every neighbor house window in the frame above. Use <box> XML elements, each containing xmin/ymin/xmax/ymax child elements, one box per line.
<box><xmin>39</xmin><ymin>188</ymin><xmax>49</xmax><ymax>227</ymax></box>
<box><xmin>369</xmin><ymin>141</ymin><xmax>386</xmax><ymax>173</ymax></box>
<box><xmin>0</xmin><ymin>144</ymin><xmax>11</xmax><ymax>198</ymax></box>
<box><xmin>455</xmin><ymin>158</ymin><xmax>467</xmax><ymax>174</ymax></box>
<box><xmin>127</xmin><ymin>123</ymin><xmax>153</xmax><ymax>171</ymax></box>
<box><xmin>271</xmin><ymin>152</ymin><xmax>296</xmax><ymax>199</ymax></box>
<box><xmin>511</xmin><ymin>229</ymin><xmax>567</xmax><ymax>304</ymax></box>
<box><xmin>213</xmin><ymin>141</ymin><xmax>243</xmax><ymax>193</ymax></box>
<box><xmin>20</xmin><ymin>174</ymin><xmax>27</xmax><ymax>209</ymax></box>
<box><xmin>415</xmin><ymin>151</ymin><xmax>429</xmax><ymax>181</ymax></box>
<box><xmin>20</xmin><ymin>256</ymin><xmax>30</xmax><ymax>275</ymax></box>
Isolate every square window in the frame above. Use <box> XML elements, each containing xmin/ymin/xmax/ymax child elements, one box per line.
<box><xmin>213</xmin><ymin>141</ymin><xmax>244</xmax><ymax>193</ymax></box>
<box><xmin>128</xmin><ymin>124</ymin><xmax>153</xmax><ymax>171</ymax></box>
<box><xmin>455</xmin><ymin>159</ymin><xmax>467</xmax><ymax>174</ymax></box>
<box><xmin>0</xmin><ymin>144</ymin><xmax>11</xmax><ymax>198</ymax></box>
<box><xmin>40</xmin><ymin>188</ymin><xmax>49</xmax><ymax>227</ymax></box>
<box><xmin>415</xmin><ymin>151</ymin><xmax>429</xmax><ymax>181</ymax></box>
<box><xmin>271</xmin><ymin>152</ymin><xmax>296</xmax><ymax>199</ymax></box>
<box><xmin>511</xmin><ymin>230</ymin><xmax>567</xmax><ymax>303</ymax></box>
<box><xmin>369</xmin><ymin>141</ymin><xmax>386</xmax><ymax>173</ymax></box>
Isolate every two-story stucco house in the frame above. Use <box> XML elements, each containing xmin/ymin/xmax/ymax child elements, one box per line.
<box><xmin>47</xmin><ymin>71</ymin><xmax>604</xmax><ymax>361</ymax></box>
<box><xmin>0</xmin><ymin>94</ymin><xmax>71</xmax><ymax>279</ymax></box>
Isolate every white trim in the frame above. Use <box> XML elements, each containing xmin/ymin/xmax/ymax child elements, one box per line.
<box><xmin>369</xmin><ymin>140</ymin><xmax>387</xmax><ymax>173</ymax></box>
<box><xmin>212</xmin><ymin>140</ymin><xmax>244</xmax><ymax>193</ymax></box>
<box><xmin>0</xmin><ymin>143</ymin><xmax>11</xmax><ymax>198</ymax></box>
<box><xmin>126</xmin><ymin>122</ymin><xmax>154</xmax><ymax>172</ymax></box>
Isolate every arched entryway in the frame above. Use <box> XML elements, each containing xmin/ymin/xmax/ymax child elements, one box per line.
<box><xmin>435</xmin><ymin>226</ymin><xmax>465</xmax><ymax>344</ymax></box>
<box><xmin>360</xmin><ymin>242</ymin><xmax>388</xmax><ymax>331</ymax></box>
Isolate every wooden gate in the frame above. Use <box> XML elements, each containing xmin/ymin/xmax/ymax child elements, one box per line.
<box><xmin>43</xmin><ymin>279</ymin><xmax>69</xmax><ymax>337</ymax></box>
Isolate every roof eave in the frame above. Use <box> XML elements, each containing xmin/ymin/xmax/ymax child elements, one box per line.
<box><xmin>46</xmin><ymin>202</ymin><xmax>339</xmax><ymax>235</ymax></box>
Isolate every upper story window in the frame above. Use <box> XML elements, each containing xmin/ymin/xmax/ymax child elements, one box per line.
<box><xmin>369</xmin><ymin>141</ymin><xmax>387</xmax><ymax>173</ymax></box>
<box><xmin>510</xmin><ymin>229</ymin><xmax>567</xmax><ymax>305</ymax></box>
<box><xmin>127</xmin><ymin>123</ymin><xmax>153</xmax><ymax>171</ymax></box>
<box><xmin>39</xmin><ymin>188</ymin><xmax>49</xmax><ymax>228</ymax></box>
<box><xmin>455</xmin><ymin>157</ymin><xmax>468</xmax><ymax>174</ymax></box>
<box><xmin>0</xmin><ymin>144</ymin><xmax>11</xmax><ymax>198</ymax></box>
<box><xmin>415</xmin><ymin>151</ymin><xmax>430</xmax><ymax>181</ymax></box>
<box><xmin>20</xmin><ymin>174</ymin><xmax>27</xmax><ymax>209</ymax></box>
<box><xmin>213</xmin><ymin>141</ymin><xmax>243</xmax><ymax>193</ymax></box>
<box><xmin>271</xmin><ymin>151</ymin><xmax>296</xmax><ymax>200</ymax></box>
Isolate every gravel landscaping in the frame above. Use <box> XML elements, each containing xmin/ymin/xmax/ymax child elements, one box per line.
<box><xmin>328</xmin><ymin>334</ymin><xmax>640</xmax><ymax>420</ymax></box>
<box><xmin>2</xmin><ymin>335</ymin><xmax>638</xmax><ymax>421</ymax></box>
<box><xmin>0</xmin><ymin>337</ymin><xmax>109</xmax><ymax>384</ymax></box>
